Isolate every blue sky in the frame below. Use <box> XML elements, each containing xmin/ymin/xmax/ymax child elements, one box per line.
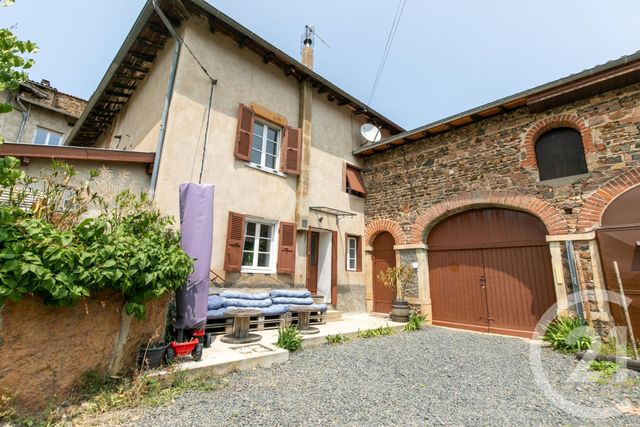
<box><xmin>2</xmin><ymin>1</ymin><xmax>640</xmax><ymax>130</ymax></box>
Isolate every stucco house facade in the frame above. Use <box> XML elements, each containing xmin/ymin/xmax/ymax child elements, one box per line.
<box><xmin>358</xmin><ymin>53</ymin><xmax>640</xmax><ymax>337</ymax></box>
<box><xmin>66</xmin><ymin>0</ymin><xmax>403</xmax><ymax>313</ymax></box>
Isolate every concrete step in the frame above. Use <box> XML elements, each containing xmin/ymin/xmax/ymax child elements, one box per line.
<box><xmin>326</xmin><ymin>309</ymin><xmax>342</xmax><ymax>322</ymax></box>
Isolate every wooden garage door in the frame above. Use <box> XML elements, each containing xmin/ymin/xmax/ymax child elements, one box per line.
<box><xmin>428</xmin><ymin>208</ymin><xmax>556</xmax><ymax>338</ymax></box>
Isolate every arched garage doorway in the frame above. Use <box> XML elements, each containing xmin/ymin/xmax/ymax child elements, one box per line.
<box><xmin>597</xmin><ymin>185</ymin><xmax>640</xmax><ymax>333</ymax></box>
<box><xmin>427</xmin><ymin>208</ymin><xmax>556</xmax><ymax>338</ymax></box>
<box><xmin>372</xmin><ymin>232</ymin><xmax>396</xmax><ymax>314</ymax></box>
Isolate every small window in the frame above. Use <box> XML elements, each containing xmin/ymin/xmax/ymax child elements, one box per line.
<box><xmin>33</xmin><ymin>127</ymin><xmax>63</xmax><ymax>146</ymax></box>
<box><xmin>242</xmin><ymin>220</ymin><xmax>276</xmax><ymax>271</ymax></box>
<box><xmin>251</xmin><ymin>120</ymin><xmax>280</xmax><ymax>170</ymax></box>
<box><xmin>345</xmin><ymin>165</ymin><xmax>365</xmax><ymax>198</ymax></box>
<box><xmin>346</xmin><ymin>235</ymin><xmax>361</xmax><ymax>272</ymax></box>
<box><xmin>535</xmin><ymin>127</ymin><xmax>588</xmax><ymax>181</ymax></box>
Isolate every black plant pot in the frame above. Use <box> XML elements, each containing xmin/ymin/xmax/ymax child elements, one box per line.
<box><xmin>138</xmin><ymin>343</ymin><xmax>169</xmax><ymax>369</ymax></box>
<box><xmin>391</xmin><ymin>300</ymin><xmax>410</xmax><ymax>322</ymax></box>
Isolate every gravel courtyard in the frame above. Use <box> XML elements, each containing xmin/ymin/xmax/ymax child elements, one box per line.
<box><xmin>89</xmin><ymin>327</ymin><xmax>640</xmax><ymax>426</ymax></box>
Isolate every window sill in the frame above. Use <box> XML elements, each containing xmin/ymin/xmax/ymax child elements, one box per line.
<box><xmin>241</xmin><ymin>267</ymin><xmax>276</xmax><ymax>274</ymax></box>
<box><xmin>245</xmin><ymin>162</ymin><xmax>287</xmax><ymax>178</ymax></box>
<box><xmin>538</xmin><ymin>173</ymin><xmax>591</xmax><ymax>187</ymax></box>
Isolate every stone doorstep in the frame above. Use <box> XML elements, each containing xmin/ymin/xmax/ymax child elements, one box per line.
<box><xmin>152</xmin><ymin>313</ymin><xmax>406</xmax><ymax>379</ymax></box>
<box><xmin>326</xmin><ymin>309</ymin><xmax>342</xmax><ymax>321</ymax></box>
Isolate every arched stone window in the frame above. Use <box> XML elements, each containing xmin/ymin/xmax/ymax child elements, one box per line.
<box><xmin>535</xmin><ymin>127</ymin><xmax>588</xmax><ymax>181</ymax></box>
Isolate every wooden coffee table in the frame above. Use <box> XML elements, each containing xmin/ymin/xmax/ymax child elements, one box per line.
<box><xmin>220</xmin><ymin>309</ymin><xmax>262</xmax><ymax>344</ymax></box>
<box><xmin>289</xmin><ymin>305</ymin><xmax>320</xmax><ymax>335</ymax></box>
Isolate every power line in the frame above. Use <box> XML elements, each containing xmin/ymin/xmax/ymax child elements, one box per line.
<box><xmin>366</xmin><ymin>0</ymin><xmax>407</xmax><ymax>107</ymax></box>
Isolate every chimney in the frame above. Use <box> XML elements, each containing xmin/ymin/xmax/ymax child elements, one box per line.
<box><xmin>301</xmin><ymin>25</ymin><xmax>313</xmax><ymax>69</ymax></box>
<box><xmin>40</xmin><ymin>79</ymin><xmax>51</xmax><ymax>87</ymax></box>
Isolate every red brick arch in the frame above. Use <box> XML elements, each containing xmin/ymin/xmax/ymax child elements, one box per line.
<box><xmin>364</xmin><ymin>219</ymin><xmax>406</xmax><ymax>246</ymax></box>
<box><xmin>577</xmin><ymin>167</ymin><xmax>640</xmax><ymax>232</ymax></box>
<box><xmin>409</xmin><ymin>191</ymin><xmax>568</xmax><ymax>243</ymax></box>
<box><xmin>521</xmin><ymin>114</ymin><xmax>598</xmax><ymax>168</ymax></box>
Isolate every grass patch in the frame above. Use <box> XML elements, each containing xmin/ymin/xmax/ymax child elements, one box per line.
<box><xmin>276</xmin><ymin>325</ymin><xmax>302</xmax><ymax>352</ymax></box>
<box><xmin>598</xmin><ymin>338</ymin><xmax>639</xmax><ymax>358</ymax></box>
<box><xmin>404</xmin><ymin>311</ymin><xmax>426</xmax><ymax>332</ymax></box>
<box><xmin>326</xmin><ymin>333</ymin><xmax>351</xmax><ymax>345</ymax></box>
<box><xmin>357</xmin><ymin>325</ymin><xmax>396</xmax><ymax>339</ymax></box>
<box><xmin>542</xmin><ymin>316</ymin><xmax>593</xmax><ymax>354</ymax></box>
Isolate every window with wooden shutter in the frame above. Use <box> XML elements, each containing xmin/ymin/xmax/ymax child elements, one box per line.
<box><xmin>234</xmin><ymin>104</ymin><xmax>254</xmax><ymax>161</ymax></box>
<box><xmin>280</xmin><ymin>126</ymin><xmax>301</xmax><ymax>175</ymax></box>
<box><xmin>277</xmin><ymin>221</ymin><xmax>296</xmax><ymax>275</ymax></box>
<box><xmin>345</xmin><ymin>164</ymin><xmax>365</xmax><ymax>197</ymax></box>
<box><xmin>224</xmin><ymin>211</ymin><xmax>245</xmax><ymax>272</ymax></box>
<box><xmin>535</xmin><ymin>127</ymin><xmax>588</xmax><ymax>181</ymax></box>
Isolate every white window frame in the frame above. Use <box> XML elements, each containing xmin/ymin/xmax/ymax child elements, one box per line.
<box><xmin>347</xmin><ymin>236</ymin><xmax>358</xmax><ymax>271</ymax></box>
<box><xmin>241</xmin><ymin>218</ymin><xmax>278</xmax><ymax>273</ymax></box>
<box><xmin>250</xmin><ymin>119</ymin><xmax>281</xmax><ymax>172</ymax></box>
<box><xmin>32</xmin><ymin>126</ymin><xmax>64</xmax><ymax>146</ymax></box>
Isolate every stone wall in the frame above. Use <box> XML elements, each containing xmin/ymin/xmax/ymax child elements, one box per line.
<box><xmin>0</xmin><ymin>292</ymin><xmax>169</xmax><ymax>413</ymax></box>
<box><xmin>363</xmin><ymin>83</ymin><xmax>640</xmax><ymax>238</ymax></box>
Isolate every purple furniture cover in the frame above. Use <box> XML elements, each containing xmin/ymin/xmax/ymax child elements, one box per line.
<box><xmin>174</xmin><ymin>183</ymin><xmax>214</xmax><ymax>330</ymax></box>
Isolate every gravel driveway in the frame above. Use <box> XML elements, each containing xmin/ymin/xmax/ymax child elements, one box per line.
<box><xmin>87</xmin><ymin>327</ymin><xmax>640</xmax><ymax>426</ymax></box>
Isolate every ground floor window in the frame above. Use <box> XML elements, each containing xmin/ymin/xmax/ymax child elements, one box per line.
<box><xmin>242</xmin><ymin>220</ymin><xmax>275</xmax><ymax>271</ymax></box>
<box><xmin>346</xmin><ymin>235</ymin><xmax>361</xmax><ymax>271</ymax></box>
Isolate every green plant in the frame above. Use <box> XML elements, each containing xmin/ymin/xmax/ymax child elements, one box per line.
<box><xmin>356</xmin><ymin>325</ymin><xmax>396</xmax><ymax>339</ymax></box>
<box><xmin>376</xmin><ymin>263</ymin><xmax>415</xmax><ymax>301</ymax></box>
<box><xmin>542</xmin><ymin>316</ymin><xmax>593</xmax><ymax>354</ymax></box>
<box><xmin>276</xmin><ymin>326</ymin><xmax>302</xmax><ymax>352</ymax></box>
<box><xmin>404</xmin><ymin>311</ymin><xmax>426</xmax><ymax>332</ymax></box>
<box><xmin>0</xmin><ymin>160</ymin><xmax>193</xmax><ymax>319</ymax></box>
<box><xmin>326</xmin><ymin>333</ymin><xmax>350</xmax><ymax>345</ymax></box>
<box><xmin>588</xmin><ymin>360</ymin><xmax>619</xmax><ymax>379</ymax></box>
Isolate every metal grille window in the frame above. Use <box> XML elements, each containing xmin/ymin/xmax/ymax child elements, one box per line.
<box><xmin>33</xmin><ymin>127</ymin><xmax>63</xmax><ymax>146</ymax></box>
<box><xmin>242</xmin><ymin>221</ymin><xmax>275</xmax><ymax>270</ymax></box>
<box><xmin>535</xmin><ymin>127</ymin><xmax>588</xmax><ymax>181</ymax></box>
<box><xmin>251</xmin><ymin>120</ymin><xmax>280</xmax><ymax>170</ymax></box>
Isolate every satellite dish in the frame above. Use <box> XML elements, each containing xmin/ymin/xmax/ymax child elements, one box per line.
<box><xmin>360</xmin><ymin>123</ymin><xmax>382</xmax><ymax>143</ymax></box>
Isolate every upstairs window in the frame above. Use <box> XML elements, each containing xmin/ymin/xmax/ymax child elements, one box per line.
<box><xmin>33</xmin><ymin>127</ymin><xmax>63</xmax><ymax>146</ymax></box>
<box><xmin>251</xmin><ymin>120</ymin><xmax>280</xmax><ymax>170</ymax></box>
<box><xmin>535</xmin><ymin>127</ymin><xmax>588</xmax><ymax>181</ymax></box>
<box><xmin>345</xmin><ymin>164</ymin><xmax>366</xmax><ymax>198</ymax></box>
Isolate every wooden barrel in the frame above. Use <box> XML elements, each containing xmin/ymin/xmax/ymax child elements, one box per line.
<box><xmin>391</xmin><ymin>300</ymin><xmax>410</xmax><ymax>322</ymax></box>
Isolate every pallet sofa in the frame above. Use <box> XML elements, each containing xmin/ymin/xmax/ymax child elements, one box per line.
<box><xmin>205</xmin><ymin>290</ymin><xmax>327</xmax><ymax>335</ymax></box>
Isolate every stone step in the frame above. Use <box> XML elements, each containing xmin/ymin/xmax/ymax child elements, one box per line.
<box><xmin>326</xmin><ymin>309</ymin><xmax>342</xmax><ymax>322</ymax></box>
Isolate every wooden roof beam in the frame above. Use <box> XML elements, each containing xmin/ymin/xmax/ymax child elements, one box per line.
<box><xmin>262</xmin><ymin>52</ymin><xmax>275</xmax><ymax>64</ymax></box>
<box><xmin>113</xmin><ymin>72</ymin><xmax>145</xmax><ymax>81</ymax></box>
<box><xmin>120</xmin><ymin>63</ymin><xmax>150</xmax><ymax>74</ymax></box>
<box><xmin>104</xmin><ymin>91</ymin><xmax>132</xmax><ymax>98</ymax></box>
<box><xmin>147</xmin><ymin>22</ymin><xmax>170</xmax><ymax>36</ymax></box>
<box><xmin>129</xmin><ymin>51</ymin><xmax>156</xmax><ymax>63</ymax></box>
<box><xmin>136</xmin><ymin>37</ymin><xmax>164</xmax><ymax>50</ymax></box>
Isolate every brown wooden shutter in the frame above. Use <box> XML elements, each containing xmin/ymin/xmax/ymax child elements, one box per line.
<box><xmin>280</xmin><ymin>126</ymin><xmax>301</xmax><ymax>175</ymax></box>
<box><xmin>277</xmin><ymin>221</ymin><xmax>296</xmax><ymax>275</ymax></box>
<box><xmin>345</xmin><ymin>166</ymin><xmax>366</xmax><ymax>194</ymax></box>
<box><xmin>234</xmin><ymin>104</ymin><xmax>254</xmax><ymax>161</ymax></box>
<box><xmin>223</xmin><ymin>211</ymin><xmax>245</xmax><ymax>272</ymax></box>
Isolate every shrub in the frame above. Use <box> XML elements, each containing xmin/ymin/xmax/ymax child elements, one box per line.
<box><xmin>357</xmin><ymin>325</ymin><xmax>396</xmax><ymax>339</ymax></box>
<box><xmin>276</xmin><ymin>326</ymin><xmax>302</xmax><ymax>352</ymax></box>
<box><xmin>588</xmin><ymin>360</ymin><xmax>618</xmax><ymax>378</ymax></box>
<box><xmin>542</xmin><ymin>316</ymin><xmax>593</xmax><ymax>354</ymax></box>
<box><xmin>404</xmin><ymin>311</ymin><xmax>426</xmax><ymax>332</ymax></box>
<box><xmin>326</xmin><ymin>333</ymin><xmax>350</xmax><ymax>345</ymax></box>
<box><xmin>0</xmin><ymin>161</ymin><xmax>193</xmax><ymax>319</ymax></box>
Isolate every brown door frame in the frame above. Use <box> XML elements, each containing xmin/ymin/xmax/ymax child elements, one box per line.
<box><xmin>305</xmin><ymin>227</ymin><xmax>337</xmax><ymax>307</ymax></box>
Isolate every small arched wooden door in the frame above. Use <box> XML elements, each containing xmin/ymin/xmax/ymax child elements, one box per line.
<box><xmin>597</xmin><ymin>185</ymin><xmax>640</xmax><ymax>333</ymax></box>
<box><xmin>427</xmin><ymin>208</ymin><xmax>556</xmax><ymax>337</ymax></box>
<box><xmin>372</xmin><ymin>232</ymin><xmax>396</xmax><ymax>313</ymax></box>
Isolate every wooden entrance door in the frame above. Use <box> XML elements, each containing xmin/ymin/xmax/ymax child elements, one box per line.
<box><xmin>597</xmin><ymin>185</ymin><xmax>640</xmax><ymax>333</ymax></box>
<box><xmin>372</xmin><ymin>232</ymin><xmax>395</xmax><ymax>313</ymax></box>
<box><xmin>427</xmin><ymin>208</ymin><xmax>556</xmax><ymax>338</ymax></box>
<box><xmin>307</xmin><ymin>231</ymin><xmax>319</xmax><ymax>294</ymax></box>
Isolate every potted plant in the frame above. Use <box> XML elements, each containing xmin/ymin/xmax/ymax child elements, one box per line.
<box><xmin>377</xmin><ymin>263</ymin><xmax>415</xmax><ymax>322</ymax></box>
<box><xmin>138</xmin><ymin>334</ymin><xmax>170</xmax><ymax>369</ymax></box>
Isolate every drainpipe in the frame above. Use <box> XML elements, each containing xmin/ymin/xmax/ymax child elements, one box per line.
<box><xmin>149</xmin><ymin>0</ymin><xmax>182</xmax><ymax>199</ymax></box>
<box><xmin>565</xmin><ymin>241</ymin><xmax>585</xmax><ymax>322</ymax></box>
<box><xmin>14</xmin><ymin>96</ymin><xmax>30</xmax><ymax>143</ymax></box>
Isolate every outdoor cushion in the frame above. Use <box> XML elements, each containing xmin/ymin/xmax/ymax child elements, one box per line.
<box><xmin>260</xmin><ymin>304</ymin><xmax>289</xmax><ymax>316</ymax></box>
<box><xmin>207</xmin><ymin>295</ymin><xmax>224</xmax><ymax>310</ymax></box>
<box><xmin>206</xmin><ymin>308</ymin><xmax>227</xmax><ymax>319</ymax></box>
<box><xmin>222</xmin><ymin>297</ymin><xmax>272</xmax><ymax>308</ymax></box>
<box><xmin>220</xmin><ymin>291</ymin><xmax>271</xmax><ymax>300</ymax></box>
<box><xmin>270</xmin><ymin>289</ymin><xmax>311</xmax><ymax>298</ymax></box>
<box><xmin>271</xmin><ymin>297</ymin><xmax>314</xmax><ymax>305</ymax></box>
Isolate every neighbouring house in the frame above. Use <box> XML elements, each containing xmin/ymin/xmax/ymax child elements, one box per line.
<box><xmin>358</xmin><ymin>52</ymin><xmax>640</xmax><ymax>337</ymax></box>
<box><xmin>65</xmin><ymin>0</ymin><xmax>404</xmax><ymax>313</ymax></box>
